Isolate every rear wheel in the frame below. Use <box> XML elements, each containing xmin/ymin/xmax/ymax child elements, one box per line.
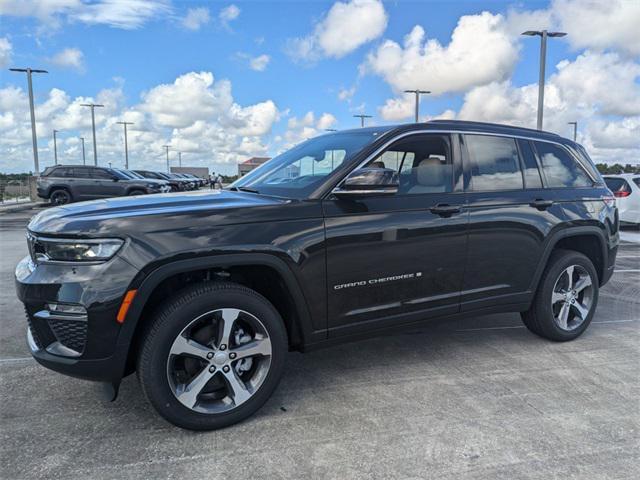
<box><xmin>49</xmin><ymin>189</ymin><xmax>72</xmax><ymax>205</ymax></box>
<box><xmin>128</xmin><ymin>189</ymin><xmax>145</xmax><ymax>196</ymax></box>
<box><xmin>137</xmin><ymin>282</ymin><xmax>287</xmax><ymax>430</ymax></box>
<box><xmin>522</xmin><ymin>250</ymin><xmax>598</xmax><ymax>341</ymax></box>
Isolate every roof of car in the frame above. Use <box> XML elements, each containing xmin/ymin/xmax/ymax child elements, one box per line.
<box><xmin>335</xmin><ymin>120</ymin><xmax>566</xmax><ymax>143</ymax></box>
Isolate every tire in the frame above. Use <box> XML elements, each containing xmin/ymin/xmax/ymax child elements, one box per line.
<box><xmin>49</xmin><ymin>188</ymin><xmax>72</xmax><ymax>205</ymax></box>
<box><xmin>521</xmin><ymin>249</ymin><xmax>599</xmax><ymax>341</ymax></box>
<box><xmin>137</xmin><ymin>281</ymin><xmax>288</xmax><ymax>430</ymax></box>
<box><xmin>128</xmin><ymin>189</ymin><xmax>146</xmax><ymax>196</ymax></box>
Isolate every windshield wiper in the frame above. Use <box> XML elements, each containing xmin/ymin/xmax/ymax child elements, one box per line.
<box><xmin>229</xmin><ymin>186</ymin><xmax>260</xmax><ymax>194</ymax></box>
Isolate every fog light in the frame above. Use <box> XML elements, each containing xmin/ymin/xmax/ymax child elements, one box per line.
<box><xmin>47</xmin><ymin>303</ymin><xmax>87</xmax><ymax>315</ymax></box>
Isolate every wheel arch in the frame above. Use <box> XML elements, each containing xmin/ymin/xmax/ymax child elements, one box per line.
<box><xmin>530</xmin><ymin>226</ymin><xmax>608</xmax><ymax>294</ymax></box>
<box><xmin>117</xmin><ymin>253</ymin><xmax>315</xmax><ymax>377</ymax></box>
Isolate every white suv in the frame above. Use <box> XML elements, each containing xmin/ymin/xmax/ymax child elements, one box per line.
<box><xmin>604</xmin><ymin>174</ymin><xmax>640</xmax><ymax>227</ymax></box>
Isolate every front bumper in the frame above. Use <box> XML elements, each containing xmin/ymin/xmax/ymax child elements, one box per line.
<box><xmin>15</xmin><ymin>254</ymin><xmax>139</xmax><ymax>383</ymax></box>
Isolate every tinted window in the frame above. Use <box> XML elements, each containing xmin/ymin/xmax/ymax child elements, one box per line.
<box><xmin>71</xmin><ymin>168</ymin><xmax>91</xmax><ymax>178</ymax></box>
<box><xmin>633</xmin><ymin>178</ymin><xmax>640</xmax><ymax>188</ymax></box>
<box><xmin>232</xmin><ymin>131</ymin><xmax>379</xmax><ymax>199</ymax></box>
<box><xmin>50</xmin><ymin>167</ymin><xmax>73</xmax><ymax>177</ymax></box>
<box><xmin>517</xmin><ymin>140</ymin><xmax>543</xmax><ymax>189</ymax></box>
<box><xmin>89</xmin><ymin>168</ymin><xmax>115</xmax><ymax>180</ymax></box>
<box><xmin>465</xmin><ymin>134</ymin><xmax>523</xmax><ymax>191</ymax></box>
<box><xmin>604</xmin><ymin>177</ymin><xmax>630</xmax><ymax>194</ymax></box>
<box><xmin>366</xmin><ymin>134</ymin><xmax>453</xmax><ymax>195</ymax></box>
<box><xmin>534</xmin><ymin>142</ymin><xmax>591</xmax><ymax>187</ymax></box>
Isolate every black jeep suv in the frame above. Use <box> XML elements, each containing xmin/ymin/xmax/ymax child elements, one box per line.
<box><xmin>37</xmin><ymin>165</ymin><xmax>171</xmax><ymax>205</ymax></box>
<box><xmin>16</xmin><ymin>121</ymin><xmax>618</xmax><ymax>430</ymax></box>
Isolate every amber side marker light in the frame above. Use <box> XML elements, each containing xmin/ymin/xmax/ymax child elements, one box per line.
<box><xmin>117</xmin><ymin>290</ymin><xmax>137</xmax><ymax>324</ymax></box>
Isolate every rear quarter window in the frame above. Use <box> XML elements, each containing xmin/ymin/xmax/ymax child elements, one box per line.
<box><xmin>533</xmin><ymin>142</ymin><xmax>592</xmax><ymax>188</ymax></box>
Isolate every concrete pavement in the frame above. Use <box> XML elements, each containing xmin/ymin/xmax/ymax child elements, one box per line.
<box><xmin>1</xmin><ymin>209</ymin><xmax>638</xmax><ymax>479</ymax></box>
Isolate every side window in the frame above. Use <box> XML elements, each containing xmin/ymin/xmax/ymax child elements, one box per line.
<box><xmin>90</xmin><ymin>169</ymin><xmax>114</xmax><ymax>180</ymax></box>
<box><xmin>365</xmin><ymin>134</ymin><xmax>453</xmax><ymax>194</ymax></box>
<box><xmin>465</xmin><ymin>134</ymin><xmax>523</xmax><ymax>191</ymax></box>
<box><xmin>73</xmin><ymin>168</ymin><xmax>91</xmax><ymax>178</ymax></box>
<box><xmin>55</xmin><ymin>167</ymin><xmax>73</xmax><ymax>178</ymax></box>
<box><xmin>534</xmin><ymin>142</ymin><xmax>592</xmax><ymax>187</ymax></box>
<box><xmin>517</xmin><ymin>140</ymin><xmax>543</xmax><ymax>189</ymax></box>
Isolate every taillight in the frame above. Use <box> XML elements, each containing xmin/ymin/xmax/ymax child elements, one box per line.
<box><xmin>613</xmin><ymin>191</ymin><xmax>630</xmax><ymax>198</ymax></box>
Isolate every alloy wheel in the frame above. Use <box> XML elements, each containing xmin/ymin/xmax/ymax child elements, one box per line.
<box><xmin>551</xmin><ymin>264</ymin><xmax>594</xmax><ymax>331</ymax></box>
<box><xmin>51</xmin><ymin>190</ymin><xmax>70</xmax><ymax>205</ymax></box>
<box><xmin>166</xmin><ymin>308</ymin><xmax>272</xmax><ymax>414</ymax></box>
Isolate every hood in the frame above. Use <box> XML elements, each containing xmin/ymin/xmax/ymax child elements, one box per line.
<box><xmin>28</xmin><ymin>190</ymin><xmax>294</xmax><ymax>236</ymax></box>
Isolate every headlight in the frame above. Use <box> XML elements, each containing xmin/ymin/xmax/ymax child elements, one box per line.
<box><xmin>29</xmin><ymin>235</ymin><xmax>124</xmax><ymax>262</ymax></box>
<box><xmin>146</xmin><ymin>183</ymin><xmax>159</xmax><ymax>188</ymax></box>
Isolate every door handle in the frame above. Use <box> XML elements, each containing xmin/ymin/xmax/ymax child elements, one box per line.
<box><xmin>529</xmin><ymin>199</ymin><xmax>554</xmax><ymax>210</ymax></box>
<box><xmin>430</xmin><ymin>204</ymin><xmax>461</xmax><ymax>217</ymax></box>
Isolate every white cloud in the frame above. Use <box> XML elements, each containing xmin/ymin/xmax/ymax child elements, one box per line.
<box><xmin>552</xmin><ymin>0</ymin><xmax>640</xmax><ymax>56</ymax></box>
<box><xmin>182</xmin><ymin>7</ymin><xmax>210</xmax><ymax>31</ymax></box>
<box><xmin>287</xmin><ymin>0</ymin><xmax>388</xmax><ymax>62</ymax></box>
<box><xmin>49</xmin><ymin>47</ymin><xmax>84</xmax><ymax>71</ymax></box>
<box><xmin>282</xmin><ymin>111</ymin><xmax>337</xmax><ymax>147</ymax></box>
<box><xmin>249</xmin><ymin>54</ymin><xmax>270</xmax><ymax>72</ymax></box>
<box><xmin>0</xmin><ymin>71</ymin><xmax>282</xmax><ymax>174</ymax></box>
<box><xmin>0</xmin><ymin>0</ymin><xmax>171</xmax><ymax>29</ymax></box>
<box><xmin>0</xmin><ymin>37</ymin><xmax>12</xmax><ymax>67</ymax></box>
<box><xmin>437</xmin><ymin>49</ymin><xmax>640</xmax><ymax>163</ymax></box>
<box><xmin>365</xmin><ymin>12</ymin><xmax>519</xmax><ymax>95</ymax></box>
<box><xmin>379</xmin><ymin>96</ymin><xmax>414</xmax><ymax>121</ymax></box>
<box><xmin>219</xmin><ymin>4</ymin><xmax>240</xmax><ymax>25</ymax></box>
<box><xmin>338</xmin><ymin>86</ymin><xmax>356</xmax><ymax>101</ymax></box>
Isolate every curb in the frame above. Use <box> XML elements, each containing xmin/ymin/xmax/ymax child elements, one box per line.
<box><xmin>0</xmin><ymin>202</ymin><xmax>41</xmax><ymax>214</ymax></box>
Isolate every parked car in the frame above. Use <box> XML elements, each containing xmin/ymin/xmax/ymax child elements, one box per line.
<box><xmin>134</xmin><ymin>170</ymin><xmax>183</xmax><ymax>192</ymax></box>
<box><xmin>603</xmin><ymin>174</ymin><xmax>640</xmax><ymax>227</ymax></box>
<box><xmin>37</xmin><ymin>165</ymin><xmax>171</xmax><ymax>205</ymax></box>
<box><xmin>17</xmin><ymin>120</ymin><xmax>618</xmax><ymax>430</ymax></box>
<box><xmin>114</xmin><ymin>169</ymin><xmax>172</xmax><ymax>192</ymax></box>
<box><xmin>172</xmin><ymin>173</ymin><xmax>198</xmax><ymax>190</ymax></box>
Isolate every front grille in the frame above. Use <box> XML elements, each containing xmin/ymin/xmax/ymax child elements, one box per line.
<box><xmin>48</xmin><ymin>318</ymin><xmax>87</xmax><ymax>353</ymax></box>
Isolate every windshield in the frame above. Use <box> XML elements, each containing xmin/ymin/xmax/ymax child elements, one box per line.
<box><xmin>110</xmin><ymin>169</ymin><xmax>131</xmax><ymax>180</ymax></box>
<box><xmin>231</xmin><ymin>132</ymin><xmax>379</xmax><ymax>199</ymax></box>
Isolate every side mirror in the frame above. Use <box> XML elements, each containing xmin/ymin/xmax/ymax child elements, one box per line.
<box><xmin>112</xmin><ymin>177</ymin><xmax>119</xmax><ymax>182</ymax></box>
<box><xmin>333</xmin><ymin>167</ymin><xmax>399</xmax><ymax>198</ymax></box>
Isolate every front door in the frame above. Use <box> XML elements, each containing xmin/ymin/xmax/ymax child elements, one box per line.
<box><xmin>323</xmin><ymin>133</ymin><xmax>468</xmax><ymax>337</ymax></box>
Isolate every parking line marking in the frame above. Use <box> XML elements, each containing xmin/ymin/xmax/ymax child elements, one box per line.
<box><xmin>456</xmin><ymin>319</ymin><xmax>637</xmax><ymax>332</ymax></box>
<box><xmin>0</xmin><ymin>357</ymin><xmax>34</xmax><ymax>363</ymax></box>
<box><xmin>616</xmin><ymin>256</ymin><xmax>639</xmax><ymax>259</ymax></box>
<box><xmin>614</xmin><ymin>269</ymin><xmax>640</xmax><ymax>273</ymax></box>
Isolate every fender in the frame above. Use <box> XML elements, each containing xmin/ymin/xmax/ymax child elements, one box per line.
<box><xmin>114</xmin><ymin>252</ymin><xmax>318</xmax><ymax>369</ymax></box>
<box><xmin>528</xmin><ymin>225</ymin><xmax>609</xmax><ymax>294</ymax></box>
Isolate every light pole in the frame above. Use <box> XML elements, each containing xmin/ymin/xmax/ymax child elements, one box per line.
<box><xmin>53</xmin><ymin>129</ymin><xmax>59</xmax><ymax>165</ymax></box>
<box><xmin>163</xmin><ymin>145</ymin><xmax>170</xmax><ymax>173</ymax></box>
<box><xmin>522</xmin><ymin>30</ymin><xmax>567</xmax><ymax>130</ymax></box>
<box><xmin>353</xmin><ymin>114</ymin><xmax>372</xmax><ymax>128</ymax></box>
<box><xmin>116</xmin><ymin>121</ymin><xmax>134</xmax><ymax>169</ymax></box>
<box><xmin>568</xmin><ymin>121</ymin><xmax>577</xmax><ymax>141</ymax></box>
<box><xmin>9</xmin><ymin>67</ymin><xmax>48</xmax><ymax>175</ymax></box>
<box><xmin>404</xmin><ymin>89</ymin><xmax>431</xmax><ymax>123</ymax></box>
<box><xmin>79</xmin><ymin>137</ymin><xmax>86</xmax><ymax>165</ymax></box>
<box><xmin>80</xmin><ymin>103</ymin><xmax>104</xmax><ymax>165</ymax></box>
<box><xmin>178</xmin><ymin>151</ymin><xmax>182</xmax><ymax>167</ymax></box>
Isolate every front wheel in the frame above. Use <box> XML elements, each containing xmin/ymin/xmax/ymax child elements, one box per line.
<box><xmin>522</xmin><ymin>249</ymin><xmax>599</xmax><ymax>341</ymax></box>
<box><xmin>137</xmin><ymin>282</ymin><xmax>287</xmax><ymax>430</ymax></box>
<box><xmin>50</xmin><ymin>189</ymin><xmax>72</xmax><ymax>205</ymax></box>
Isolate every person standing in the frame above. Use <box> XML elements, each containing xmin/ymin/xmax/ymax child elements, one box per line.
<box><xmin>215</xmin><ymin>173</ymin><xmax>223</xmax><ymax>189</ymax></box>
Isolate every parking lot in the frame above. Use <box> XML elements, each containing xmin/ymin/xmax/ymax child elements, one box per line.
<box><xmin>1</xmin><ymin>207</ymin><xmax>638</xmax><ymax>480</ymax></box>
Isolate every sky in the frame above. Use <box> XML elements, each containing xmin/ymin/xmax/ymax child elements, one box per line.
<box><xmin>0</xmin><ymin>0</ymin><xmax>639</xmax><ymax>175</ymax></box>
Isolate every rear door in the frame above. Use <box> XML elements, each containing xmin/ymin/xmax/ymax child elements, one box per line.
<box><xmin>323</xmin><ymin>133</ymin><xmax>468</xmax><ymax>337</ymax></box>
<box><xmin>461</xmin><ymin>134</ymin><xmax>566</xmax><ymax>311</ymax></box>
<box><xmin>87</xmin><ymin>168</ymin><xmax>122</xmax><ymax>198</ymax></box>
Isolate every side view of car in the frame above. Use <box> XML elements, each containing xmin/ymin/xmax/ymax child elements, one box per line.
<box><xmin>18</xmin><ymin>121</ymin><xmax>618</xmax><ymax>430</ymax></box>
<box><xmin>37</xmin><ymin>165</ymin><xmax>171</xmax><ymax>205</ymax></box>
<box><xmin>603</xmin><ymin>174</ymin><xmax>640</xmax><ymax>227</ymax></box>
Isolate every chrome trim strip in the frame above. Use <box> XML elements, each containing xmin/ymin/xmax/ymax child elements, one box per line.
<box><xmin>34</xmin><ymin>310</ymin><xmax>88</xmax><ymax>322</ymax></box>
<box><xmin>27</xmin><ymin>327</ymin><xmax>39</xmax><ymax>353</ymax></box>
<box><xmin>330</xmin><ymin>128</ymin><xmax>597</xmax><ymax>194</ymax></box>
<box><xmin>46</xmin><ymin>341</ymin><xmax>82</xmax><ymax>358</ymax></box>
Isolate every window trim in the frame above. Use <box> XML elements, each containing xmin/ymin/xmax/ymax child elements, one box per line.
<box><xmin>321</xmin><ymin>129</ymin><xmax>598</xmax><ymax>199</ymax></box>
<box><xmin>531</xmin><ymin>140</ymin><xmax>595</xmax><ymax>189</ymax></box>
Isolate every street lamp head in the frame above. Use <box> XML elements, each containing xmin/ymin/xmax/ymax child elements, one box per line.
<box><xmin>9</xmin><ymin>68</ymin><xmax>48</xmax><ymax>73</ymax></box>
<box><xmin>547</xmin><ymin>32</ymin><xmax>567</xmax><ymax>37</ymax></box>
<box><xmin>521</xmin><ymin>30</ymin><xmax>541</xmax><ymax>36</ymax></box>
<box><xmin>521</xmin><ymin>30</ymin><xmax>566</xmax><ymax>37</ymax></box>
